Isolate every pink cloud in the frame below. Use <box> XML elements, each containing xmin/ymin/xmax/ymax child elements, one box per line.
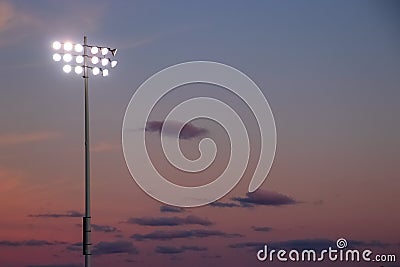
<box><xmin>0</xmin><ymin>131</ymin><xmax>60</xmax><ymax>146</ymax></box>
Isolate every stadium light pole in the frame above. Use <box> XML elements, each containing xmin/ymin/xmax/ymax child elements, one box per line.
<box><xmin>51</xmin><ymin>36</ymin><xmax>118</xmax><ymax>267</ymax></box>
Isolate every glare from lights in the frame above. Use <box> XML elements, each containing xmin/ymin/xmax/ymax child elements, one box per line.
<box><xmin>63</xmin><ymin>53</ymin><xmax>72</xmax><ymax>62</ymax></box>
<box><xmin>91</xmin><ymin>56</ymin><xmax>99</xmax><ymax>64</ymax></box>
<box><xmin>92</xmin><ymin>67</ymin><xmax>100</xmax><ymax>75</ymax></box>
<box><xmin>76</xmin><ymin>55</ymin><xmax>84</xmax><ymax>64</ymax></box>
<box><xmin>91</xmin><ymin>46</ymin><xmax>99</xmax><ymax>54</ymax></box>
<box><xmin>53</xmin><ymin>53</ymin><xmax>61</xmax><ymax>62</ymax></box>
<box><xmin>74</xmin><ymin>44</ymin><xmax>83</xmax><ymax>53</ymax></box>
<box><xmin>64</xmin><ymin>42</ymin><xmax>73</xmax><ymax>51</ymax></box>
<box><xmin>101</xmin><ymin>47</ymin><xmax>108</xmax><ymax>55</ymax></box>
<box><xmin>111</xmin><ymin>60</ymin><xmax>118</xmax><ymax>68</ymax></box>
<box><xmin>63</xmin><ymin>65</ymin><xmax>72</xmax><ymax>73</ymax></box>
<box><xmin>101</xmin><ymin>58</ymin><xmax>109</xmax><ymax>66</ymax></box>
<box><xmin>75</xmin><ymin>66</ymin><xmax>83</xmax><ymax>74</ymax></box>
<box><xmin>102</xmin><ymin>69</ymin><xmax>109</xmax><ymax>77</ymax></box>
<box><xmin>52</xmin><ymin>41</ymin><xmax>61</xmax><ymax>50</ymax></box>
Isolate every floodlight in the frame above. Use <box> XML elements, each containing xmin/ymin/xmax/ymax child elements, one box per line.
<box><xmin>92</xmin><ymin>67</ymin><xmax>100</xmax><ymax>75</ymax></box>
<box><xmin>52</xmin><ymin>41</ymin><xmax>61</xmax><ymax>50</ymax></box>
<box><xmin>101</xmin><ymin>47</ymin><xmax>108</xmax><ymax>55</ymax></box>
<box><xmin>53</xmin><ymin>53</ymin><xmax>62</xmax><ymax>62</ymax></box>
<box><xmin>64</xmin><ymin>42</ymin><xmax>73</xmax><ymax>51</ymax></box>
<box><xmin>91</xmin><ymin>46</ymin><xmax>99</xmax><ymax>54</ymax></box>
<box><xmin>101</xmin><ymin>58</ymin><xmax>109</xmax><ymax>66</ymax></box>
<box><xmin>75</xmin><ymin>44</ymin><xmax>83</xmax><ymax>53</ymax></box>
<box><xmin>50</xmin><ymin>36</ymin><xmax>118</xmax><ymax>267</ymax></box>
<box><xmin>75</xmin><ymin>66</ymin><xmax>83</xmax><ymax>74</ymax></box>
<box><xmin>63</xmin><ymin>53</ymin><xmax>72</xmax><ymax>62</ymax></box>
<box><xmin>76</xmin><ymin>55</ymin><xmax>84</xmax><ymax>64</ymax></box>
<box><xmin>91</xmin><ymin>56</ymin><xmax>99</xmax><ymax>64</ymax></box>
<box><xmin>63</xmin><ymin>65</ymin><xmax>72</xmax><ymax>73</ymax></box>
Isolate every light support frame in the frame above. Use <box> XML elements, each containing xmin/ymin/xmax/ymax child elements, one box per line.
<box><xmin>51</xmin><ymin>36</ymin><xmax>117</xmax><ymax>267</ymax></box>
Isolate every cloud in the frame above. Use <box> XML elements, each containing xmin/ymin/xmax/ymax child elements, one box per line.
<box><xmin>91</xmin><ymin>142</ymin><xmax>119</xmax><ymax>153</ymax></box>
<box><xmin>0</xmin><ymin>240</ymin><xmax>65</xmax><ymax>247</ymax></box>
<box><xmin>209</xmin><ymin>202</ymin><xmax>241</xmax><ymax>208</ymax></box>
<box><xmin>91</xmin><ymin>224</ymin><xmax>119</xmax><ymax>233</ymax></box>
<box><xmin>232</xmin><ymin>189</ymin><xmax>297</xmax><ymax>207</ymax></box>
<box><xmin>65</xmin><ymin>242</ymin><xmax>81</xmax><ymax>252</ymax></box>
<box><xmin>91</xmin><ymin>241</ymin><xmax>139</xmax><ymax>255</ymax></box>
<box><xmin>145</xmin><ymin>120</ymin><xmax>208</xmax><ymax>140</ymax></box>
<box><xmin>229</xmin><ymin>242</ymin><xmax>265</xmax><ymax>250</ymax></box>
<box><xmin>127</xmin><ymin>215</ymin><xmax>213</xmax><ymax>227</ymax></box>
<box><xmin>160</xmin><ymin>205</ymin><xmax>185</xmax><ymax>213</ymax></box>
<box><xmin>29</xmin><ymin>210</ymin><xmax>83</xmax><ymax>218</ymax></box>
<box><xmin>0</xmin><ymin>1</ymin><xmax>14</xmax><ymax>31</ymax></box>
<box><xmin>251</xmin><ymin>226</ymin><xmax>273</xmax><ymax>232</ymax></box>
<box><xmin>155</xmin><ymin>245</ymin><xmax>207</xmax><ymax>254</ymax></box>
<box><xmin>0</xmin><ymin>1</ymin><xmax>41</xmax><ymax>47</ymax></box>
<box><xmin>0</xmin><ymin>1</ymin><xmax>107</xmax><ymax>49</ymax></box>
<box><xmin>132</xmin><ymin>229</ymin><xmax>241</xmax><ymax>241</ymax></box>
<box><xmin>75</xmin><ymin>223</ymin><xmax>119</xmax><ymax>233</ymax></box>
<box><xmin>0</xmin><ymin>131</ymin><xmax>60</xmax><ymax>146</ymax></box>
<box><xmin>229</xmin><ymin>239</ymin><xmax>393</xmax><ymax>252</ymax></box>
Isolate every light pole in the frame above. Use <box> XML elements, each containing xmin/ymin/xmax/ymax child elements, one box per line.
<box><xmin>51</xmin><ymin>36</ymin><xmax>118</xmax><ymax>267</ymax></box>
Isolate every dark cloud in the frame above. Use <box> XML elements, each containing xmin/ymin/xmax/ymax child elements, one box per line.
<box><xmin>65</xmin><ymin>242</ymin><xmax>81</xmax><ymax>252</ymax></box>
<box><xmin>0</xmin><ymin>240</ymin><xmax>65</xmax><ymax>247</ymax></box>
<box><xmin>232</xmin><ymin>190</ymin><xmax>297</xmax><ymax>207</ymax></box>
<box><xmin>28</xmin><ymin>210</ymin><xmax>83</xmax><ymax>218</ymax></box>
<box><xmin>229</xmin><ymin>242</ymin><xmax>265</xmax><ymax>250</ymax></box>
<box><xmin>251</xmin><ymin>226</ymin><xmax>273</xmax><ymax>232</ymax></box>
<box><xmin>91</xmin><ymin>241</ymin><xmax>139</xmax><ymax>255</ymax></box>
<box><xmin>145</xmin><ymin>120</ymin><xmax>208</xmax><ymax>140</ymax></box>
<box><xmin>160</xmin><ymin>205</ymin><xmax>185</xmax><ymax>213</ymax></box>
<box><xmin>201</xmin><ymin>254</ymin><xmax>222</xmax><ymax>259</ymax></box>
<box><xmin>155</xmin><ymin>245</ymin><xmax>207</xmax><ymax>254</ymax></box>
<box><xmin>209</xmin><ymin>202</ymin><xmax>240</xmax><ymax>208</ymax></box>
<box><xmin>26</xmin><ymin>265</ymin><xmax>82</xmax><ymax>267</ymax></box>
<box><xmin>127</xmin><ymin>215</ymin><xmax>213</xmax><ymax>227</ymax></box>
<box><xmin>75</xmin><ymin>223</ymin><xmax>119</xmax><ymax>233</ymax></box>
<box><xmin>132</xmin><ymin>229</ymin><xmax>241</xmax><ymax>241</ymax></box>
<box><xmin>92</xmin><ymin>224</ymin><xmax>119</xmax><ymax>233</ymax></box>
<box><xmin>230</xmin><ymin>239</ymin><xmax>392</xmax><ymax>252</ymax></box>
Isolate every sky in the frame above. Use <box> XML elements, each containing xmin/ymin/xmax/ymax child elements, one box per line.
<box><xmin>0</xmin><ymin>1</ymin><xmax>399</xmax><ymax>267</ymax></box>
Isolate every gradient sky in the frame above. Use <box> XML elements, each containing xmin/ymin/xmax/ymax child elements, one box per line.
<box><xmin>0</xmin><ymin>1</ymin><xmax>399</xmax><ymax>267</ymax></box>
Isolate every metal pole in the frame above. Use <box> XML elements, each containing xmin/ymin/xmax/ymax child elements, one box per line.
<box><xmin>82</xmin><ymin>35</ymin><xmax>91</xmax><ymax>267</ymax></box>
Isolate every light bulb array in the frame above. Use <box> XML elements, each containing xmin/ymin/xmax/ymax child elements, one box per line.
<box><xmin>51</xmin><ymin>40</ymin><xmax>117</xmax><ymax>77</ymax></box>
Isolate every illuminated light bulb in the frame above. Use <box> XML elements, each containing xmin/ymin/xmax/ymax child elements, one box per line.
<box><xmin>64</xmin><ymin>42</ymin><xmax>73</xmax><ymax>51</ymax></box>
<box><xmin>101</xmin><ymin>58</ymin><xmax>109</xmax><ymax>66</ymax></box>
<box><xmin>74</xmin><ymin>44</ymin><xmax>83</xmax><ymax>53</ymax></box>
<box><xmin>53</xmin><ymin>53</ymin><xmax>61</xmax><ymax>62</ymax></box>
<box><xmin>92</xmin><ymin>67</ymin><xmax>100</xmax><ymax>75</ymax></box>
<box><xmin>63</xmin><ymin>53</ymin><xmax>72</xmax><ymax>62</ymax></box>
<box><xmin>63</xmin><ymin>65</ymin><xmax>72</xmax><ymax>73</ymax></box>
<box><xmin>91</xmin><ymin>56</ymin><xmax>99</xmax><ymax>64</ymax></box>
<box><xmin>75</xmin><ymin>66</ymin><xmax>83</xmax><ymax>74</ymax></box>
<box><xmin>111</xmin><ymin>60</ymin><xmax>117</xmax><ymax>68</ymax></box>
<box><xmin>101</xmin><ymin>47</ymin><xmax>109</xmax><ymax>55</ymax></box>
<box><xmin>102</xmin><ymin>69</ymin><xmax>109</xmax><ymax>77</ymax></box>
<box><xmin>52</xmin><ymin>41</ymin><xmax>61</xmax><ymax>50</ymax></box>
<box><xmin>91</xmin><ymin>46</ymin><xmax>99</xmax><ymax>54</ymax></box>
<box><xmin>75</xmin><ymin>55</ymin><xmax>84</xmax><ymax>64</ymax></box>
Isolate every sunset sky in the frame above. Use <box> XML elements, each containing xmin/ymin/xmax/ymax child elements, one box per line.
<box><xmin>0</xmin><ymin>1</ymin><xmax>399</xmax><ymax>267</ymax></box>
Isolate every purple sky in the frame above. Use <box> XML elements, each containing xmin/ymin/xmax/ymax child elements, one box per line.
<box><xmin>0</xmin><ymin>1</ymin><xmax>399</xmax><ymax>267</ymax></box>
